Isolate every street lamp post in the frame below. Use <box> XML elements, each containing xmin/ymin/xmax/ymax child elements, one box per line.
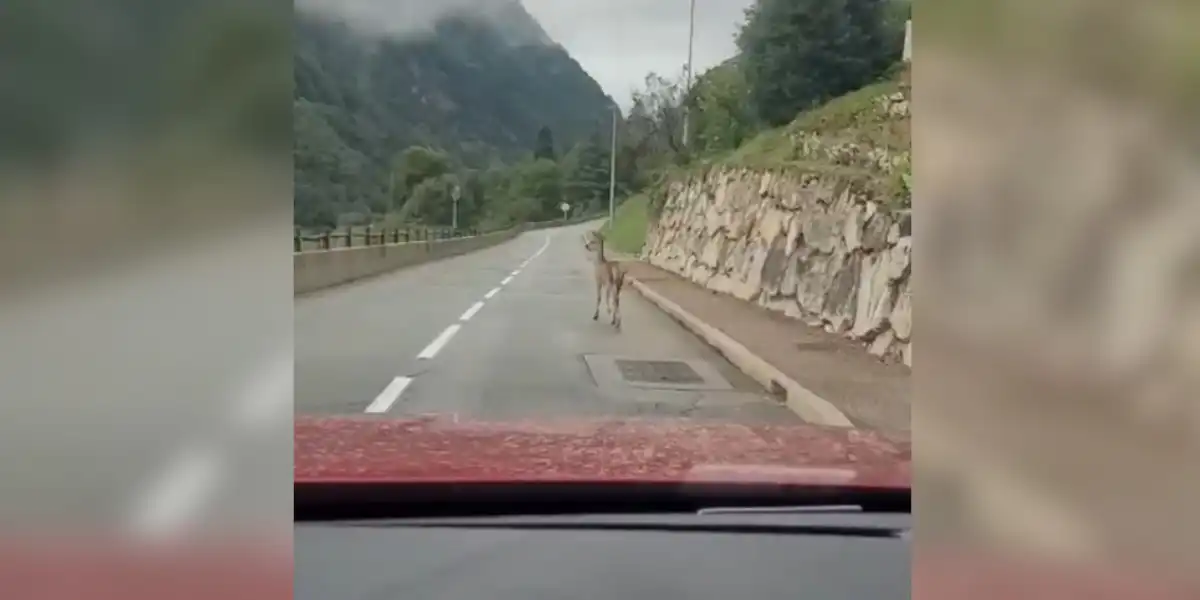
<box><xmin>608</xmin><ymin>105</ymin><xmax>618</xmax><ymax>222</ymax></box>
<box><xmin>903</xmin><ymin>20</ymin><xmax>912</xmax><ymax>62</ymax></box>
<box><xmin>681</xmin><ymin>0</ymin><xmax>697</xmax><ymax>147</ymax></box>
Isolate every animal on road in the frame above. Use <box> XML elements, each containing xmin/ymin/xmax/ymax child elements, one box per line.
<box><xmin>583</xmin><ymin>230</ymin><xmax>626</xmax><ymax>330</ymax></box>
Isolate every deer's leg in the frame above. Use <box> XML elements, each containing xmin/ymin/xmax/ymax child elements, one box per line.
<box><xmin>608</xmin><ymin>283</ymin><xmax>616</xmax><ymax>321</ymax></box>
<box><xmin>603</xmin><ymin>278</ymin><xmax>611</xmax><ymax>321</ymax></box>
<box><xmin>609</xmin><ymin>289</ymin><xmax>617</xmax><ymax>327</ymax></box>
<box><xmin>593</xmin><ymin>280</ymin><xmax>601</xmax><ymax>320</ymax></box>
<box><xmin>608</xmin><ymin>280</ymin><xmax>617</xmax><ymax>326</ymax></box>
<box><xmin>612</xmin><ymin>283</ymin><xmax>622</xmax><ymax>329</ymax></box>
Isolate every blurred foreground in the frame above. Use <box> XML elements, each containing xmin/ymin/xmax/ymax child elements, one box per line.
<box><xmin>916</xmin><ymin>0</ymin><xmax>1200</xmax><ymax>595</ymax></box>
<box><xmin>0</xmin><ymin>1</ymin><xmax>292</xmax><ymax>598</ymax></box>
<box><xmin>2</xmin><ymin>0</ymin><xmax>1199</xmax><ymax>597</ymax></box>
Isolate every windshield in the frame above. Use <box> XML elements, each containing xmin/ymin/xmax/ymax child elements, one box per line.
<box><xmin>292</xmin><ymin>0</ymin><xmax>912</xmax><ymax>510</ymax></box>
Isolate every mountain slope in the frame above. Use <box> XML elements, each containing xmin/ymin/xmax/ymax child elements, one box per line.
<box><xmin>294</xmin><ymin>3</ymin><xmax>616</xmax><ymax>227</ymax></box>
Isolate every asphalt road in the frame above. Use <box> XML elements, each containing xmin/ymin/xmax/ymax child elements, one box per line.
<box><xmin>295</xmin><ymin>221</ymin><xmax>800</xmax><ymax>423</ymax></box>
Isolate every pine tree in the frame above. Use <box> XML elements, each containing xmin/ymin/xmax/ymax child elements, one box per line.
<box><xmin>534</xmin><ymin>126</ymin><xmax>556</xmax><ymax>161</ymax></box>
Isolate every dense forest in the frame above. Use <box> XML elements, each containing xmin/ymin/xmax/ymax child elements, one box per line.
<box><xmin>294</xmin><ymin>0</ymin><xmax>911</xmax><ymax>231</ymax></box>
<box><xmin>294</xmin><ymin>2</ymin><xmax>617</xmax><ymax>229</ymax></box>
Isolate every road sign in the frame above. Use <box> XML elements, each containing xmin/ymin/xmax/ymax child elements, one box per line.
<box><xmin>560</xmin><ymin>202</ymin><xmax>570</xmax><ymax>218</ymax></box>
<box><xmin>451</xmin><ymin>185</ymin><xmax>461</xmax><ymax>229</ymax></box>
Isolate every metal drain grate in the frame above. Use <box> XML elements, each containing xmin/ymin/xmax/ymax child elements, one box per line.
<box><xmin>583</xmin><ymin>354</ymin><xmax>734</xmax><ymax>391</ymax></box>
<box><xmin>615</xmin><ymin>359</ymin><xmax>704</xmax><ymax>385</ymax></box>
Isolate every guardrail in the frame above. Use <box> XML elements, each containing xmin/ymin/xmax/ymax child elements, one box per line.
<box><xmin>293</xmin><ymin>215</ymin><xmax>607</xmax><ymax>294</ymax></box>
<box><xmin>294</xmin><ymin>213</ymin><xmax>608</xmax><ymax>253</ymax></box>
<box><xmin>294</xmin><ymin>226</ymin><xmax>480</xmax><ymax>253</ymax></box>
<box><xmin>294</xmin><ymin>226</ymin><xmax>521</xmax><ymax>294</ymax></box>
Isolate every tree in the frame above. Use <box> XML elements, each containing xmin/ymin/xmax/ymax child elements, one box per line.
<box><xmin>737</xmin><ymin>0</ymin><xmax>900</xmax><ymax>127</ymax></box>
<box><xmin>883</xmin><ymin>0</ymin><xmax>911</xmax><ymax>56</ymax></box>
<box><xmin>400</xmin><ymin>173</ymin><xmax>460</xmax><ymax>225</ymax></box>
<box><xmin>562</xmin><ymin>133</ymin><xmax>611</xmax><ymax>214</ymax></box>
<box><xmin>628</xmin><ymin>72</ymin><xmax>687</xmax><ymax>159</ymax></box>
<box><xmin>477</xmin><ymin>163</ymin><xmax>538</xmax><ymax>226</ymax></box>
<box><xmin>508</xmin><ymin>158</ymin><xmax>564</xmax><ymax>221</ymax></box>
<box><xmin>396</xmin><ymin>146</ymin><xmax>452</xmax><ymax>192</ymax></box>
<box><xmin>458</xmin><ymin>169</ymin><xmax>488</xmax><ymax>227</ymax></box>
<box><xmin>689</xmin><ymin>60</ymin><xmax>759</xmax><ymax>155</ymax></box>
<box><xmin>534</xmin><ymin>126</ymin><xmax>557</xmax><ymax>161</ymax></box>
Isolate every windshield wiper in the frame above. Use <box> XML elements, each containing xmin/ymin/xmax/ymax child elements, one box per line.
<box><xmin>340</xmin><ymin>518</ymin><xmax>905</xmax><ymax>538</ymax></box>
<box><xmin>697</xmin><ymin>505</ymin><xmax>862</xmax><ymax>515</ymax></box>
<box><xmin>295</xmin><ymin>481</ymin><xmax>909</xmax><ymax>521</ymax></box>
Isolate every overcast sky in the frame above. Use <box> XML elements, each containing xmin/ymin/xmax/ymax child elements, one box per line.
<box><xmin>522</xmin><ymin>0</ymin><xmax>754</xmax><ymax>108</ymax></box>
<box><xmin>297</xmin><ymin>0</ymin><xmax>754</xmax><ymax>110</ymax></box>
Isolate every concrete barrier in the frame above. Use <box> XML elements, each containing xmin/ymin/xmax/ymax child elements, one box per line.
<box><xmin>294</xmin><ymin>227</ymin><xmax>523</xmax><ymax>295</ymax></box>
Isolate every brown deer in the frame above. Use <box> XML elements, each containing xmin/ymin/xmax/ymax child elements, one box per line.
<box><xmin>583</xmin><ymin>230</ymin><xmax>626</xmax><ymax>329</ymax></box>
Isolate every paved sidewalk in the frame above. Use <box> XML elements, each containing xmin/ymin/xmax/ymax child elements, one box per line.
<box><xmin>621</xmin><ymin>261</ymin><xmax>910</xmax><ymax>441</ymax></box>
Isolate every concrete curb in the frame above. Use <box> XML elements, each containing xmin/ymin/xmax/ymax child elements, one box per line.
<box><xmin>628</xmin><ymin>277</ymin><xmax>855</xmax><ymax>429</ymax></box>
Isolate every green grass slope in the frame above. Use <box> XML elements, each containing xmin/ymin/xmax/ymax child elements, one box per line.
<box><xmin>607</xmin><ymin>67</ymin><xmax>911</xmax><ymax>255</ymax></box>
<box><xmin>600</xmin><ymin>194</ymin><xmax>650</xmax><ymax>255</ymax></box>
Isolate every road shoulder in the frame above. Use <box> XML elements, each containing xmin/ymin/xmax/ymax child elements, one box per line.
<box><xmin>621</xmin><ymin>260</ymin><xmax>911</xmax><ymax>441</ymax></box>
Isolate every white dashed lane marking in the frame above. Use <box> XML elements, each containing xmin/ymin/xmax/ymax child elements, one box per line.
<box><xmin>460</xmin><ymin>301</ymin><xmax>485</xmax><ymax>321</ymax></box>
<box><xmin>364</xmin><ymin>233</ymin><xmax>552</xmax><ymax>412</ymax></box>
<box><xmin>417</xmin><ymin>324</ymin><xmax>462</xmax><ymax>360</ymax></box>
<box><xmin>365</xmin><ymin>376</ymin><xmax>414</xmax><ymax>414</ymax></box>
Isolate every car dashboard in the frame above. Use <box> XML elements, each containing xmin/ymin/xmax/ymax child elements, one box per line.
<box><xmin>296</xmin><ymin>511</ymin><xmax>910</xmax><ymax>599</ymax></box>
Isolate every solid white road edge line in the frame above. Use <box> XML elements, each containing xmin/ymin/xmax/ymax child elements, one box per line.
<box><xmin>417</xmin><ymin>324</ymin><xmax>462</xmax><ymax>360</ymax></box>
<box><xmin>459</xmin><ymin>301</ymin><xmax>485</xmax><ymax>322</ymax></box>
<box><xmin>365</xmin><ymin>376</ymin><xmax>414</xmax><ymax>414</ymax></box>
<box><xmin>534</xmin><ymin>235</ymin><xmax>550</xmax><ymax>257</ymax></box>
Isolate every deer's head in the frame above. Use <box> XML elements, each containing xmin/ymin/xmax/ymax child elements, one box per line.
<box><xmin>583</xmin><ymin>230</ymin><xmax>604</xmax><ymax>252</ymax></box>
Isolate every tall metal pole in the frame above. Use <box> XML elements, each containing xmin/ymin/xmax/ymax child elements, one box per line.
<box><xmin>681</xmin><ymin>0</ymin><xmax>696</xmax><ymax>147</ymax></box>
<box><xmin>608</xmin><ymin>105</ymin><xmax>618</xmax><ymax>222</ymax></box>
<box><xmin>903</xmin><ymin>20</ymin><xmax>912</xmax><ymax>62</ymax></box>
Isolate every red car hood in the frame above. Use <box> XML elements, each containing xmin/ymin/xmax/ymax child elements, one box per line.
<box><xmin>294</xmin><ymin>416</ymin><xmax>910</xmax><ymax>488</ymax></box>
